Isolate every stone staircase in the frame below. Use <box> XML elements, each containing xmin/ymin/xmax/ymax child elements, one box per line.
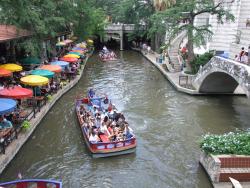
<box><xmin>167</xmin><ymin>31</ymin><xmax>186</xmax><ymax>72</ymax></box>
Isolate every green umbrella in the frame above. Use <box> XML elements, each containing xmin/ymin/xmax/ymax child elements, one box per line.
<box><xmin>20</xmin><ymin>57</ymin><xmax>41</xmax><ymax>65</ymax></box>
<box><xmin>31</xmin><ymin>69</ymin><xmax>54</xmax><ymax>79</ymax></box>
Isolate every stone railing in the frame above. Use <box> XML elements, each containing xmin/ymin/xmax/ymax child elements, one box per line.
<box><xmin>192</xmin><ymin>56</ymin><xmax>250</xmax><ymax>96</ymax></box>
<box><xmin>104</xmin><ymin>24</ymin><xmax>145</xmax><ymax>31</ymax></box>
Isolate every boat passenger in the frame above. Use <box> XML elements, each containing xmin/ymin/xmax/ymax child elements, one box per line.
<box><xmin>89</xmin><ymin>131</ymin><xmax>100</xmax><ymax>143</ymax></box>
<box><xmin>95</xmin><ymin>115</ymin><xmax>102</xmax><ymax>129</ymax></box>
<box><xmin>99</xmin><ymin>123</ymin><xmax>109</xmax><ymax>136</ymax></box>
<box><xmin>117</xmin><ymin>130</ymin><xmax>125</xmax><ymax>141</ymax></box>
<box><xmin>88</xmin><ymin>88</ymin><xmax>95</xmax><ymax>98</ymax></box>
<box><xmin>123</xmin><ymin>124</ymin><xmax>133</xmax><ymax>139</ymax></box>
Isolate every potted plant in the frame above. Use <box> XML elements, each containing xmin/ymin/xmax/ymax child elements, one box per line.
<box><xmin>21</xmin><ymin>120</ymin><xmax>31</xmax><ymax>131</ymax></box>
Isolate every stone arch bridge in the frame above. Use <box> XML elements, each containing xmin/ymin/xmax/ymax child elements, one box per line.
<box><xmin>103</xmin><ymin>24</ymin><xmax>145</xmax><ymax>50</ymax></box>
<box><xmin>192</xmin><ymin>56</ymin><xmax>250</xmax><ymax>97</ymax></box>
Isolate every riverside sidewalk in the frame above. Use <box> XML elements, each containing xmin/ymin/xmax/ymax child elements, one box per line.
<box><xmin>138</xmin><ymin>49</ymin><xmax>200</xmax><ymax>95</ymax></box>
<box><xmin>0</xmin><ymin>54</ymin><xmax>91</xmax><ymax>174</ymax></box>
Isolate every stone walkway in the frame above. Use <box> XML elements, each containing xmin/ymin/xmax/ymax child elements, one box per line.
<box><xmin>138</xmin><ymin>49</ymin><xmax>200</xmax><ymax>95</ymax></box>
<box><xmin>0</xmin><ymin>55</ymin><xmax>90</xmax><ymax>174</ymax></box>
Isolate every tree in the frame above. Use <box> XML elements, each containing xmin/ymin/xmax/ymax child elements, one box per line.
<box><xmin>153</xmin><ymin>0</ymin><xmax>176</xmax><ymax>11</ymax></box>
<box><xmin>0</xmin><ymin>0</ymin><xmax>106</xmax><ymax>56</ymax></box>
<box><xmin>150</xmin><ymin>0</ymin><xmax>235</xmax><ymax>68</ymax></box>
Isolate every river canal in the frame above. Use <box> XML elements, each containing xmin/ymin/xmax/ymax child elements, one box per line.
<box><xmin>1</xmin><ymin>51</ymin><xmax>250</xmax><ymax>188</ymax></box>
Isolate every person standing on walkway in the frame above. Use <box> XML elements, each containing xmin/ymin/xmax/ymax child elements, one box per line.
<box><xmin>239</xmin><ymin>47</ymin><xmax>245</xmax><ymax>62</ymax></box>
<box><xmin>248</xmin><ymin>46</ymin><xmax>250</xmax><ymax>65</ymax></box>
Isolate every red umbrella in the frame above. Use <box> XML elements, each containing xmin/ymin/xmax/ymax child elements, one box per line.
<box><xmin>0</xmin><ymin>86</ymin><xmax>33</xmax><ymax>99</ymax></box>
<box><xmin>59</xmin><ymin>57</ymin><xmax>78</xmax><ymax>63</ymax></box>
<box><xmin>0</xmin><ymin>68</ymin><xmax>12</xmax><ymax>77</ymax></box>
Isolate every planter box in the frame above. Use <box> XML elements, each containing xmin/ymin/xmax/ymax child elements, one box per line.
<box><xmin>200</xmin><ymin>152</ymin><xmax>250</xmax><ymax>183</ymax></box>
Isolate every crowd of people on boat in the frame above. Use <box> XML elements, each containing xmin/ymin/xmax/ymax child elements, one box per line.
<box><xmin>77</xmin><ymin>89</ymin><xmax>134</xmax><ymax>143</ymax></box>
<box><xmin>99</xmin><ymin>46</ymin><xmax>117</xmax><ymax>61</ymax></box>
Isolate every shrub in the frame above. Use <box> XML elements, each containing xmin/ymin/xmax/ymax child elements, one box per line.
<box><xmin>199</xmin><ymin>131</ymin><xmax>250</xmax><ymax>155</ymax></box>
<box><xmin>21</xmin><ymin>120</ymin><xmax>31</xmax><ymax>131</ymax></box>
<box><xmin>46</xmin><ymin>94</ymin><xmax>53</xmax><ymax>102</ymax></box>
<box><xmin>190</xmin><ymin>52</ymin><xmax>213</xmax><ymax>74</ymax></box>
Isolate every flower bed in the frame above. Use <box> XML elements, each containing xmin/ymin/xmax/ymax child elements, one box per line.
<box><xmin>200</xmin><ymin>131</ymin><xmax>250</xmax><ymax>155</ymax></box>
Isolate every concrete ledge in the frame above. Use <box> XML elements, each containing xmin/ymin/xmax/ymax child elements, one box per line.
<box><xmin>0</xmin><ymin>55</ymin><xmax>90</xmax><ymax>175</ymax></box>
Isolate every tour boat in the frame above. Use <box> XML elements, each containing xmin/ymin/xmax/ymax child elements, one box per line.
<box><xmin>0</xmin><ymin>179</ymin><xmax>62</xmax><ymax>188</ymax></box>
<box><xmin>75</xmin><ymin>91</ymin><xmax>136</xmax><ymax>158</ymax></box>
<box><xmin>99</xmin><ymin>51</ymin><xmax>119</xmax><ymax>63</ymax></box>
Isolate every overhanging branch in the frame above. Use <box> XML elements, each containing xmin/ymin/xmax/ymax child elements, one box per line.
<box><xmin>193</xmin><ymin>0</ymin><xmax>235</xmax><ymax>17</ymax></box>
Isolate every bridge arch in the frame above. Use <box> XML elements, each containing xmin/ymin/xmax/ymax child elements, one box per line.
<box><xmin>199</xmin><ymin>71</ymin><xmax>239</xmax><ymax>93</ymax></box>
<box><xmin>193</xmin><ymin>56</ymin><xmax>250</xmax><ymax>97</ymax></box>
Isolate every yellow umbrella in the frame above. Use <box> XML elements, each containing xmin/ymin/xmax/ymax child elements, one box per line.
<box><xmin>0</xmin><ymin>63</ymin><xmax>22</xmax><ymax>72</ymax></box>
<box><xmin>87</xmin><ymin>39</ymin><xmax>94</xmax><ymax>44</ymax></box>
<box><xmin>63</xmin><ymin>54</ymin><xmax>80</xmax><ymax>58</ymax></box>
<box><xmin>20</xmin><ymin>75</ymin><xmax>49</xmax><ymax>86</ymax></box>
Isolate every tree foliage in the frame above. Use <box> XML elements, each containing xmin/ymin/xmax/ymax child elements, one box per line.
<box><xmin>0</xmin><ymin>0</ymin><xmax>106</xmax><ymax>55</ymax></box>
<box><xmin>150</xmin><ymin>0</ymin><xmax>235</xmax><ymax>64</ymax></box>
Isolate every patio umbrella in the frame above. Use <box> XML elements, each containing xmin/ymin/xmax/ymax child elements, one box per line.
<box><xmin>0</xmin><ymin>86</ymin><xmax>33</xmax><ymax>99</ymax></box>
<box><xmin>51</xmin><ymin>61</ymin><xmax>69</xmax><ymax>70</ymax></box>
<box><xmin>59</xmin><ymin>57</ymin><xmax>78</xmax><ymax>63</ymax></box>
<box><xmin>63</xmin><ymin>54</ymin><xmax>80</xmax><ymax>59</ymax></box>
<box><xmin>20</xmin><ymin>75</ymin><xmax>49</xmax><ymax>86</ymax></box>
<box><xmin>0</xmin><ymin>64</ymin><xmax>22</xmax><ymax>72</ymax></box>
<box><xmin>31</xmin><ymin>69</ymin><xmax>55</xmax><ymax>79</ymax></box>
<box><xmin>40</xmin><ymin>65</ymin><xmax>62</xmax><ymax>73</ymax></box>
<box><xmin>72</xmin><ymin>47</ymin><xmax>85</xmax><ymax>51</ymax></box>
<box><xmin>87</xmin><ymin>39</ymin><xmax>94</xmax><ymax>45</ymax></box>
<box><xmin>56</xmin><ymin>42</ymin><xmax>66</xmax><ymax>46</ymax></box>
<box><xmin>68</xmin><ymin>52</ymin><xmax>82</xmax><ymax>56</ymax></box>
<box><xmin>20</xmin><ymin>57</ymin><xmax>41</xmax><ymax>65</ymax></box>
<box><xmin>0</xmin><ymin>68</ymin><xmax>12</xmax><ymax>77</ymax></box>
<box><xmin>71</xmin><ymin>50</ymin><xmax>84</xmax><ymax>54</ymax></box>
<box><xmin>0</xmin><ymin>98</ymin><xmax>17</xmax><ymax>115</ymax></box>
<box><xmin>64</xmin><ymin>39</ymin><xmax>73</xmax><ymax>44</ymax></box>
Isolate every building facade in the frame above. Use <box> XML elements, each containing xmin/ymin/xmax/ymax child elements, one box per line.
<box><xmin>194</xmin><ymin>0</ymin><xmax>250</xmax><ymax>58</ymax></box>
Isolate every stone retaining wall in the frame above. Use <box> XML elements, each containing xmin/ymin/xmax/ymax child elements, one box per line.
<box><xmin>0</xmin><ymin>55</ymin><xmax>90</xmax><ymax>175</ymax></box>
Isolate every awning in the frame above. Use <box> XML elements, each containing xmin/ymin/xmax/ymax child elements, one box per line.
<box><xmin>0</xmin><ymin>64</ymin><xmax>22</xmax><ymax>72</ymax></box>
<box><xmin>63</xmin><ymin>54</ymin><xmax>80</xmax><ymax>59</ymax></box>
<box><xmin>0</xmin><ymin>86</ymin><xmax>33</xmax><ymax>99</ymax></box>
<box><xmin>59</xmin><ymin>57</ymin><xmax>78</xmax><ymax>63</ymax></box>
<box><xmin>39</xmin><ymin>65</ymin><xmax>62</xmax><ymax>73</ymax></box>
<box><xmin>0</xmin><ymin>98</ymin><xmax>17</xmax><ymax>115</ymax></box>
<box><xmin>20</xmin><ymin>57</ymin><xmax>41</xmax><ymax>65</ymax></box>
<box><xmin>31</xmin><ymin>69</ymin><xmax>54</xmax><ymax>78</ymax></box>
<box><xmin>0</xmin><ymin>68</ymin><xmax>12</xmax><ymax>77</ymax></box>
<box><xmin>20</xmin><ymin>75</ymin><xmax>49</xmax><ymax>86</ymax></box>
<box><xmin>51</xmin><ymin>61</ymin><xmax>69</xmax><ymax>70</ymax></box>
